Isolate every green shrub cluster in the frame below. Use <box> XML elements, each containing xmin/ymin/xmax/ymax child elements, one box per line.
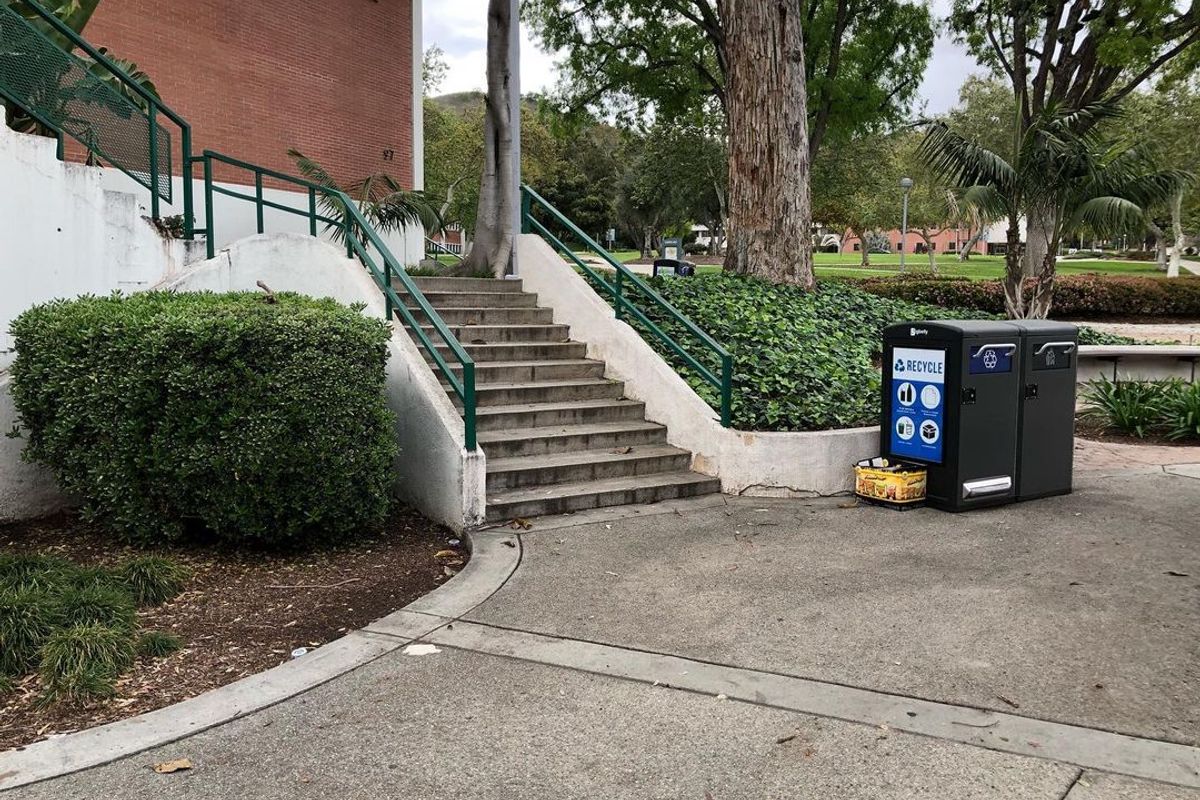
<box><xmin>855</xmin><ymin>274</ymin><xmax>1200</xmax><ymax>319</ymax></box>
<box><xmin>0</xmin><ymin>553</ymin><xmax>185</xmax><ymax>703</ymax></box>
<box><xmin>9</xmin><ymin>292</ymin><xmax>396</xmax><ymax>547</ymax></box>
<box><xmin>1082</xmin><ymin>378</ymin><xmax>1200</xmax><ymax>440</ymax></box>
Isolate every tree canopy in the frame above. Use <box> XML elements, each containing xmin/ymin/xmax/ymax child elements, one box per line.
<box><xmin>523</xmin><ymin>0</ymin><xmax>934</xmax><ymax>158</ymax></box>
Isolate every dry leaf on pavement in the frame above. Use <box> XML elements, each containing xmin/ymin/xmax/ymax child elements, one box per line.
<box><xmin>152</xmin><ymin>758</ymin><xmax>193</xmax><ymax>774</ymax></box>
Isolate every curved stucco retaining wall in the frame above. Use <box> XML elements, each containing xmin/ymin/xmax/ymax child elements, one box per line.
<box><xmin>516</xmin><ymin>235</ymin><xmax>878</xmax><ymax>496</ymax></box>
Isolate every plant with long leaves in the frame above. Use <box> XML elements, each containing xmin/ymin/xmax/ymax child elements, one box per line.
<box><xmin>289</xmin><ymin>149</ymin><xmax>443</xmax><ymax>250</ymax></box>
<box><xmin>920</xmin><ymin>101</ymin><xmax>1191</xmax><ymax>318</ymax></box>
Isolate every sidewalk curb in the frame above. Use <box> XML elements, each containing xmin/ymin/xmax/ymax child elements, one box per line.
<box><xmin>0</xmin><ymin>530</ymin><xmax>522</xmax><ymax>792</ymax></box>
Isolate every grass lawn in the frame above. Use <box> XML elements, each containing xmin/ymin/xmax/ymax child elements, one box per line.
<box><xmin>813</xmin><ymin>253</ymin><xmax>1162</xmax><ymax>280</ymax></box>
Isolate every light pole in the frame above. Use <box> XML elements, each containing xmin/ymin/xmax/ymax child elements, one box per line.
<box><xmin>899</xmin><ymin>177</ymin><xmax>913</xmax><ymax>271</ymax></box>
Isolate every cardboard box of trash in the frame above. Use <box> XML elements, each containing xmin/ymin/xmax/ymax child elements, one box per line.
<box><xmin>854</xmin><ymin>457</ymin><xmax>927</xmax><ymax>509</ymax></box>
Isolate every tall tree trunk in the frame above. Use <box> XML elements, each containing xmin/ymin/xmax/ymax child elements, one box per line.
<box><xmin>958</xmin><ymin>226</ymin><xmax>987</xmax><ymax>261</ymax></box>
<box><xmin>1028</xmin><ymin>241</ymin><xmax>1059</xmax><ymax>319</ymax></box>
<box><xmin>1169</xmin><ymin>189</ymin><xmax>1184</xmax><ymax>278</ymax></box>
<box><xmin>720</xmin><ymin>0</ymin><xmax>813</xmax><ymax>288</ymax></box>
<box><xmin>465</xmin><ymin>0</ymin><xmax>517</xmax><ymax>278</ymax></box>
<box><xmin>1002</xmin><ymin>216</ymin><xmax>1026</xmax><ymax>319</ymax></box>
<box><xmin>852</xmin><ymin>227</ymin><xmax>870</xmax><ymax>267</ymax></box>
<box><xmin>1023</xmin><ymin>209</ymin><xmax>1054</xmax><ymax>277</ymax></box>
<box><xmin>919</xmin><ymin>231</ymin><xmax>938</xmax><ymax>274</ymax></box>
<box><xmin>1147</xmin><ymin>220</ymin><xmax>1168</xmax><ymax>271</ymax></box>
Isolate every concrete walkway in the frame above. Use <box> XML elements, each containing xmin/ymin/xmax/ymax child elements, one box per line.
<box><xmin>9</xmin><ymin>456</ymin><xmax>1200</xmax><ymax>798</ymax></box>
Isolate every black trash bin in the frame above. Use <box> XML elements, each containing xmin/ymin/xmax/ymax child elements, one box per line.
<box><xmin>652</xmin><ymin>258</ymin><xmax>695</xmax><ymax>277</ymax></box>
<box><xmin>882</xmin><ymin>321</ymin><xmax>1022</xmax><ymax>511</ymax></box>
<box><xmin>1009</xmin><ymin>320</ymin><xmax>1079</xmax><ymax>500</ymax></box>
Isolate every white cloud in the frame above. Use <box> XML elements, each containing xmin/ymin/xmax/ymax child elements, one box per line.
<box><xmin>424</xmin><ymin>1</ymin><xmax>559</xmax><ymax>96</ymax></box>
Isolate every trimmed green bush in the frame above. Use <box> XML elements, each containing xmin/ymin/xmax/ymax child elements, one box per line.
<box><xmin>1081</xmin><ymin>377</ymin><xmax>1200</xmax><ymax>440</ymax></box>
<box><xmin>39</xmin><ymin>623</ymin><xmax>136</xmax><ymax>704</ymax></box>
<box><xmin>1164</xmin><ymin>381</ymin><xmax>1200</xmax><ymax>441</ymax></box>
<box><xmin>116</xmin><ymin>556</ymin><xmax>189</xmax><ymax>606</ymax></box>
<box><xmin>0</xmin><ymin>554</ymin><xmax>74</xmax><ymax>592</ymax></box>
<box><xmin>136</xmin><ymin>630</ymin><xmax>182</xmax><ymax>658</ymax></box>
<box><xmin>855</xmin><ymin>274</ymin><xmax>1200</xmax><ymax>319</ymax></box>
<box><xmin>9</xmin><ymin>292</ymin><xmax>396</xmax><ymax>547</ymax></box>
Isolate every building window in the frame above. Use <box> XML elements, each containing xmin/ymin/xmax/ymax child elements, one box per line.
<box><xmin>930</xmin><ymin>242</ymin><xmax>936</xmax><ymax>251</ymax></box>
<box><xmin>896</xmin><ymin>242</ymin><xmax>902</xmax><ymax>251</ymax></box>
<box><xmin>853</xmin><ymin>243</ymin><xmax>861</xmax><ymax>251</ymax></box>
<box><xmin>948</xmin><ymin>242</ymin><xmax>957</xmax><ymax>252</ymax></box>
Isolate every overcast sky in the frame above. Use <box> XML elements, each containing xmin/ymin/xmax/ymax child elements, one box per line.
<box><xmin>424</xmin><ymin>1</ymin><xmax>984</xmax><ymax>116</ymax></box>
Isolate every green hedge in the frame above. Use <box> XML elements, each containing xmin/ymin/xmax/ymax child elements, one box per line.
<box><xmin>9</xmin><ymin>292</ymin><xmax>396</xmax><ymax>547</ymax></box>
<box><xmin>855</xmin><ymin>274</ymin><xmax>1200</xmax><ymax>318</ymax></box>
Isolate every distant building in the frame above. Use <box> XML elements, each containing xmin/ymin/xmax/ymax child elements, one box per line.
<box><xmin>840</xmin><ymin>219</ymin><xmax>1030</xmax><ymax>257</ymax></box>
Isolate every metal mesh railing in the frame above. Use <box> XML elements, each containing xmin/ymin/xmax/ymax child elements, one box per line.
<box><xmin>0</xmin><ymin>3</ymin><xmax>171</xmax><ymax>201</ymax></box>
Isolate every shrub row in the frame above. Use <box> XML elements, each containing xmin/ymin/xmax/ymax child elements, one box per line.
<box><xmin>9</xmin><ymin>292</ymin><xmax>396</xmax><ymax>547</ymax></box>
<box><xmin>855</xmin><ymin>274</ymin><xmax>1200</xmax><ymax>318</ymax></box>
<box><xmin>1081</xmin><ymin>378</ymin><xmax>1200</xmax><ymax>441</ymax></box>
<box><xmin>0</xmin><ymin>553</ymin><xmax>185</xmax><ymax>703</ymax></box>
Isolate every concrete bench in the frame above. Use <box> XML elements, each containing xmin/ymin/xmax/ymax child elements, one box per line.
<box><xmin>1077</xmin><ymin>345</ymin><xmax>1200</xmax><ymax>383</ymax></box>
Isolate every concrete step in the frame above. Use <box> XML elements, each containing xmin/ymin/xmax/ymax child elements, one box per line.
<box><xmin>443</xmin><ymin>359</ymin><xmax>606</xmax><ymax>384</ymax></box>
<box><xmin>406</xmin><ymin>277</ymin><xmax>524</xmax><ymax>294</ymax></box>
<box><xmin>410</xmin><ymin>306</ymin><xmax>554</xmax><ymax>326</ymax></box>
<box><xmin>407</xmin><ymin>291</ymin><xmax>539</xmax><ymax>309</ymax></box>
<box><xmin>475</xmin><ymin>398</ymin><xmax>647</xmax><ymax>431</ymax></box>
<box><xmin>459</xmin><ymin>379</ymin><xmax>625</xmax><ymax>408</ymax></box>
<box><xmin>485</xmin><ymin>471</ymin><xmax>722</xmax><ymax>522</ymax></box>
<box><xmin>421</xmin><ymin>323</ymin><xmax>571</xmax><ymax>344</ymax></box>
<box><xmin>486</xmin><ymin>445</ymin><xmax>693</xmax><ymax>491</ymax></box>
<box><xmin>427</xmin><ymin>341</ymin><xmax>589</xmax><ymax>363</ymax></box>
<box><xmin>477</xmin><ymin>420</ymin><xmax>668</xmax><ymax>458</ymax></box>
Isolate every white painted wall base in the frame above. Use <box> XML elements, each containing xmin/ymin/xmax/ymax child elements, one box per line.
<box><xmin>0</xmin><ymin>374</ymin><xmax>73</xmax><ymax>524</ymax></box>
<box><xmin>159</xmin><ymin>234</ymin><xmax>485</xmax><ymax>530</ymax></box>
<box><xmin>0</xmin><ymin>122</ymin><xmax>206</xmax><ymax>368</ymax></box>
<box><xmin>516</xmin><ymin>234</ymin><xmax>878</xmax><ymax>497</ymax></box>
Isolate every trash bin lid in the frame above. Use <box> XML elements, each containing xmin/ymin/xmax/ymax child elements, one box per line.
<box><xmin>883</xmin><ymin>320</ymin><xmax>1020</xmax><ymax>340</ymax></box>
<box><xmin>1005</xmin><ymin>320</ymin><xmax>1078</xmax><ymax>337</ymax></box>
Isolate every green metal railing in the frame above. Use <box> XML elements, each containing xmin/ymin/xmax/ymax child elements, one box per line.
<box><xmin>0</xmin><ymin>0</ymin><xmax>194</xmax><ymax>233</ymax></box>
<box><xmin>425</xmin><ymin>235</ymin><xmax>464</xmax><ymax>263</ymax></box>
<box><xmin>520</xmin><ymin>185</ymin><xmax>733</xmax><ymax>426</ymax></box>
<box><xmin>194</xmin><ymin>150</ymin><xmax>477</xmax><ymax>450</ymax></box>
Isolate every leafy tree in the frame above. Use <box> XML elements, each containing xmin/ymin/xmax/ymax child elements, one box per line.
<box><xmin>812</xmin><ymin>132</ymin><xmax>902</xmax><ymax>267</ymax></box>
<box><xmin>422</xmin><ymin>44</ymin><xmax>449</xmax><ymax>97</ymax></box>
<box><xmin>1121</xmin><ymin>80</ymin><xmax>1200</xmax><ymax>276</ymax></box>
<box><xmin>524</xmin><ymin>0</ymin><xmax>934</xmax><ymax>158</ymax></box>
<box><xmin>922</xmin><ymin>101</ymin><xmax>1189</xmax><ymax>318</ymax></box>
<box><xmin>949</xmin><ymin>0</ymin><xmax>1200</xmax><ymax>274</ymax></box>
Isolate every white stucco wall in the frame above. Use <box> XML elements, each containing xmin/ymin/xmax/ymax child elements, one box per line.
<box><xmin>516</xmin><ymin>234</ymin><xmax>879</xmax><ymax>496</ymax></box>
<box><xmin>159</xmin><ymin>234</ymin><xmax>485</xmax><ymax>530</ymax></box>
<box><xmin>0</xmin><ymin>374</ymin><xmax>73</xmax><ymax>524</ymax></box>
<box><xmin>0</xmin><ymin>122</ymin><xmax>203</xmax><ymax>368</ymax></box>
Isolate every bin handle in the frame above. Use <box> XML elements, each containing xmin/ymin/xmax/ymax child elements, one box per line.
<box><xmin>1035</xmin><ymin>341</ymin><xmax>1076</xmax><ymax>355</ymax></box>
<box><xmin>975</xmin><ymin>343</ymin><xmax>1018</xmax><ymax>356</ymax></box>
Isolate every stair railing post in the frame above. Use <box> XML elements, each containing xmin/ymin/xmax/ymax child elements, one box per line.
<box><xmin>202</xmin><ymin>153</ymin><xmax>215</xmax><ymax>259</ymax></box>
<box><xmin>147</xmin><ymin>103</ymin><xmax>160</xmax><ymax>221</ymax></box>
<box><xmin>254</xmin><ymin>171</ymin><xmax>264</xmax><ymax>234</ymax></box>
<box><xmin>614</xmin><ymin>268</ymin><xmax>624</xmax><ymax>320</ymax></box>
<box><xmin>181</xmin><ymin>126</ymin><xmax>194</xmax><ymax>238</ymax></box>
<box><xmin>462</xmin><ymin>362</ymin><xmax>477</xmax><ymax>451</ymax></box>
<box><xmin>720</xmin><ymin>352</ymin><xmax>733</xmax><ymax>428</ymax></box>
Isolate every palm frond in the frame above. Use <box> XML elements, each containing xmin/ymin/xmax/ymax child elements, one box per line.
<box><xmin>373</xmin><ymin>190</ymin><xmax>444</xmax><ymax>234</ymax></box>
<box><xmin>959</xmin><ymin>184</ymin><xmax>1009</xmax><ymax>221</ymax></box>
<box><xmin>919</xmin><ymin>123</ymin><xmax>1016</xmax><ymax>193</ymax></box>
<box><xmin>1067</xmin><ymin>196</ymin><xmax>1148</xmax><ymax>236</ymax></box>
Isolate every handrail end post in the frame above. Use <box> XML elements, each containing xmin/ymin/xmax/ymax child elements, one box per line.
<box><xmin>720</xmin><ymin>353</ymin><xmax>733</xmax><ymax>428</ymax></box>
<box><xmin>462</xmin><ymin>361</ymin><xmax>477</xmax><ymax>451</ymax></box>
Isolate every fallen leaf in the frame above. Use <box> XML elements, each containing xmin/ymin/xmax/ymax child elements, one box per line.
<box><xmin>502</xmin><ymin>539</ymin><xmax>517</xmax><ymax>547</ymax></box>
<box><xmin>610</xmin><ymin>446</ymin><xmax>633</xmax><ymax>454</ymax></box>
<box><xmin>509</xmin><ymin>518</ymin><xmax>532</xmax><ymax>530</ymax></box>
<box><xmin>152</xmin><ymin>758</ymin><xmax>193</xmax><ymax>774</ymax></box>
<box><xmin>1164</xmin><ymin>570</ymin><xmax>1190</xmax><ymax>577</ymax></box>
<box><xmin>996</xmin><ymin>694</ymin><xmax>1020</xmax><ymax>709</ymax></box>
<box><xmin>775</xmin><ymin>733</ymin><xmax>797</xmax><ymax>744</ymax></box>
<box><xmin>434</xmin><ymin>549</ymin><xmax>460</xmax><ymax>560</ymax></box>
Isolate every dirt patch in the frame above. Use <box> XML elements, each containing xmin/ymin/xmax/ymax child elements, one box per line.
<box><xmin>1074</xmin><ymin>417</ymin><xmax>1199</xmax><ymax>448</ymax></box>
<box><xmin>0</xmin><ymin>508</ymin><xmax>465</xmax><ymax>751</ymax></box>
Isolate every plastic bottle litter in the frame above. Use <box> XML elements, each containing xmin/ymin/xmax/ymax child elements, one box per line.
<box><xmin>291</xmin><ymin>647</ymin><xmax>308</xmax><ymax>659</ymax></box>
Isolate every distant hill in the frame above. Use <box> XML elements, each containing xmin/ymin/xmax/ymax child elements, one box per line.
<box><xmin>431</xmin><ymin>92</ymin><xmax>485</xmax><ymax>115</ymax></box>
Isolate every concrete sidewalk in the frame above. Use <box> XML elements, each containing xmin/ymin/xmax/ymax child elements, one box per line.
<box><xmin>11</xmin><ymin>465</ymin><xmax>1200</xmax><ymax>799</ymax></box>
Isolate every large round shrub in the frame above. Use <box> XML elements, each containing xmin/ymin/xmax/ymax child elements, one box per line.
<box><xmin>9</xmin><ymin>292</ymin><xmax>396</xmax><ymax>546</ymax></box>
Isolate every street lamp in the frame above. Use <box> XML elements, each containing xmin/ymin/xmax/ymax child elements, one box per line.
<box><xmin>899</xmin><ymin>177</ymin><xmax>913</xmax><ymax>271</ymax></box>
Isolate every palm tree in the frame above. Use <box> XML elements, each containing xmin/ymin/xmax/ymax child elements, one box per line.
<box><xmin>920</xmin><ymin>101</ymin><xmax>1189</xmax><ymax>318</ymax></box>
<box><xmin>289</xmin><ymin>149</ymin><xmax>443</xmax><ymax>250</ymax></box>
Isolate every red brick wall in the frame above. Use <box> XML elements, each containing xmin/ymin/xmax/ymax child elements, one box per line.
<box><xmin>79</xmin><ymin>0</ymin><xmax>413</xmax><ymax>188</ymax></box>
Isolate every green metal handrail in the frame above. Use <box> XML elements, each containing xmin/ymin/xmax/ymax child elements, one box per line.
<box><xmin>196</xmin><ymin>150</ymin><xmax>477</xmax><ymax>450</ymax></box>
<box><xmin>520</xmin><ymin>184</ymin><xmax>733</xmax><ymax>426</ymax></box>
<box><xmin>3</xmin><ymin>0</ymin><xmax>194</xmax><ymax>235</ymax></box>
<box><xmin>425</xmin><ymin>235</ymin><xmax>464</xmax><ymax>263</ymax></box>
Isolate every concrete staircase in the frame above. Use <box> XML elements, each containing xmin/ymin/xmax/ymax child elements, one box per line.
<box><xmin>396</xmin><ymin>276</ymin><xmax>721</xmax><ymax>522</ymax></box>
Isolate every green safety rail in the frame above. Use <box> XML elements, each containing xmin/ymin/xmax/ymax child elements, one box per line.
<box><xmin>194</xmin><ymin>150</ymin><xmax>477</xmax><ymax>450</ymax></box>
<box><xmin>520</xmin><ymin>184</ymin><xmax>733</xmax><ymax>426</ymax></box>
<box><xmin>0</xmin><ymin>0</ymin><xmax>194</xmax><ymax>231</ymax></box>
<box><xmin>425</xmin><ymin>235</ymin><xmax>464</xmax><ymax>263</ymax></box>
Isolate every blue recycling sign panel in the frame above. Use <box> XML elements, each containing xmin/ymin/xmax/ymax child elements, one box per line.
<box><xmin>969</xmin><ymin>344</ymin><xmax>1013</xmax><ymax>374</ymax></box>
<box><xmin>890</xmin><ymin>347</ymin><xmax>946</xmax><ymax>464</ymax></box>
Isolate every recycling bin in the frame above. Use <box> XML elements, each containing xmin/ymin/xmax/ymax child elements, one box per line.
<box><xmin>881</xmin><ymin>321</ymin><xmax>1022</xmax><ymax>511</ymax></box>
<box><xmin>652</xmin><ymin>258</ymin><xmax>695</xmax><ymax>277</ymax></box>
<box><xmin>1009</xmin><ymin>320</ymin><xmax>1078</xmax><ymax>500</ymax></box>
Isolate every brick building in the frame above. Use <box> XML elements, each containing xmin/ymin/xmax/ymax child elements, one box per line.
<box><xmin>81</xmin><ymin>0</ymin><xmax>422</xmax><ymax>189</ymax></box>
<box><xmin>840</xmin><ymin>227</ymin><xmax>990</xmax><ymax>257</ymax></box>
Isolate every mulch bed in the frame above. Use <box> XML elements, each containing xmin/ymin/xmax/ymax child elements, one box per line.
<box><xmin>1074</xmin><ymin>417</ymin><xmax>1199</xmax><ymax>447</ymax></box>
<box><xmin>0</xmin><ymin>507</ymin><xmax>466</xmax><ymax>752</ymax></box>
